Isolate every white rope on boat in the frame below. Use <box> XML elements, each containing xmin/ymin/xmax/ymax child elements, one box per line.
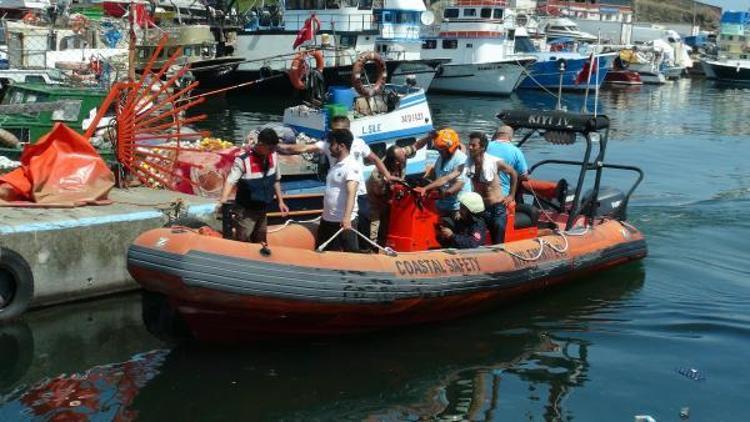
<box><xmin>316</xmin><ymin>226</ymin><xmax>397</xmax><ymax>256</ymax></box>
<box><xmin>266</xmin><ymin>216</ymin><xmax>321</xmax><ymax>233</ymax></box>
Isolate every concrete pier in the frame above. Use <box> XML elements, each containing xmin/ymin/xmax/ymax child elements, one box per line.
<box><xmin>0</xmin><ymin>188</ymin><xmax>217</xmax><ymax>320</ymax></box>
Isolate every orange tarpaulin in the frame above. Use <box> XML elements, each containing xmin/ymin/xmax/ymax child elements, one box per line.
<box><xmin>0</xmin><ymin>123</ymin><xmax>115</xmax><ymax>207</ymax></box>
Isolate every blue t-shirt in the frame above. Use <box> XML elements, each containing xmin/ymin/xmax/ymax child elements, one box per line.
<box><xmin>434</xmin><ymin>149</ymin><xmax>471</xmax><ymax>212</ymax></box>
<box><xmin>486</xmin><ymin>141</ymin><xmax>528</xmax><ymax>196</ymax></box>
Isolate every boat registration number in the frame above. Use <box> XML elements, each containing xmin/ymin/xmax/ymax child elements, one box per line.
<box><xmin>401</xmin><ymin>112</ymin><xmax>425</xmax><ymax>124</ymax></box>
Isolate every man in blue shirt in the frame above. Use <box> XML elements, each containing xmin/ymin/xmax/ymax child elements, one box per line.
<box><xmin>486</xmin><ymin>125</ymin><xmax>528</xmax><ymax>197</ymax></box>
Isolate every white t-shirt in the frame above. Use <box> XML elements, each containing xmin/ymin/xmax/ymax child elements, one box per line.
<box><xmin>322</xmin><ymin>154</ymin><xmax>361</xmax><ymax>222</ymax></box>
<box><xmin>463</xmin><ymin>153</ymin><xmax>503</xmax><ymax>184</ymax></box>
<box><xmin>315</xmin><ymin>137</ymin><xmax>371</xmax><ymax>196</ymax></box>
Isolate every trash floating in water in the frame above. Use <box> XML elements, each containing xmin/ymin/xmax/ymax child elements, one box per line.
<box><xmin>676</xmin><ymin>367</ymin><xmax>706</xmax><ymax>382</ymax></box>
<box><xmin>680</xmin><ymin>407</ymin><xmax>690</xmax><ymax>419</ymax></box>
<box><xmin>634</xmin><ymin>415</ymin><xmax>656</xmax><ymax>422</ymax></box>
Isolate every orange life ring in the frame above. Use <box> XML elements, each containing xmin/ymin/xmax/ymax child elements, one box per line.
<box><xmin>22</xmin><ymin>12</ymin><xmax>38</xmax><ymax>25</ymax></box>
<box><xmin>352</xmin><ymin>51</ymin><xmax>387</xmax><ymax>97</ymax></box>
<box><xmin>288</xmin><ymin>50</ymin><xmax>325</xmax><ymax>91</ymax></box>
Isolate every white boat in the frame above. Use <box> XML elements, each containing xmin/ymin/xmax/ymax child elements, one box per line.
<box><xmin>539</xmin><ymin>17</ymin><xmax>597</xmax><ymax>43</ymax></box>
<box><xmin>420</xmin><ymin>0</ymin><xmax>535</xmax><ymax>95</ymax></box>
<box><xmin>701</xmin><ymin>11</ymin><xmax>750</xmax><ymax>84</ymax></box>
<box><xmin>281</xmin><ymin>83</ymin><xmax>435</xmax><ymax>187</ymax></box>
<box><xmin>374</xmin><ymin>0</ymin><xmax>448</xmax><ymax>88</ymax></box>
<box><xmin>234</xmin><ymin>0</ymin><xmax>442</xmax><ymax>93</ymax></box>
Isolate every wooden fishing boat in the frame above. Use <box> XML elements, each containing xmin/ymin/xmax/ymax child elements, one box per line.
<box><xmin>127</xmin><ymin>109</ymin><xmax>647</xmax><ymax>342</ymax></box>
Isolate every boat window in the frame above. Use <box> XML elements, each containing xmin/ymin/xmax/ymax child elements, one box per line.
<box><xmin>463</xmin><ymin>8</ymin><xmax>476</xmax><ymax>17</ymax></box>
<box><xmin>10</xmin><ymin>90</ymin><xmax>25</xmax><ymax>104</ymax></box>
<box><xmin>514</xmin><ymin>36</ymin><xmax>537</xmax><ymax>53</ymax></box>
<box><xmin>442</xmin><ymin>39</ymin><xmax>458</xmax><ymax>49</ymax></box>
<box><xmin>467</xmin><ymin>43</ymin><xmax>473</xmax><ymax>48</ymax></box>
<box><xmin>339</xmin><ymin>35</ymin><xmax>357</xmax><ymax>48</ymax></box>
<box><xmin>422</xmin><ymin>39</ymin><xmax>437</xmax><ymax>49</ymax></box>
<box><xmin>493</xmin><ymin>9</ymin><xmax>503</xmax><ymax>19</ymax></box>
<box><xmin>382</xmin><ymin>11</ymin><xmax>393</xmax><ymax>23</ymax></box>
<box><xmin>444</xmin><ymin>8</ymin><xmax>459</xmax><ymax>19</ymax></box>
<box><xmin>481</xmin><ymin>8</ymin><xmax>492</xmax><ymax>18</ymax></box>
<box><xmin>184</xmin><ymin>46</ymin><xmax>193</xmax><ymax>56</ymax></box>
<box><xmin>24</xmin><ymin>75</ymin><xmax>46</xmax><ymax>84</ymax></box>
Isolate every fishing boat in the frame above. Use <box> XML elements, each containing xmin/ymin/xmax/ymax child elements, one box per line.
<box><xmin>233</xmin><ymin>0</ymin><xmax>443</xmax><ymax>93</ymax></box>
<box><xmin>0</xmin><ymin>83</ymin><xmax>108</xmax><ymax>154</ymax></box>
<box><xmin>514</xmin><ymin>34</ymin><xmax>614</xmax><ymax>91</ymax></box>
<box><xmin>419</xmin><ymin>0</ymin><xmax>536</xmax><ymax>95</ymax></box>
<box><xmin>701</xmin><ymin>11</ymin><xmax>750</xmax><ymax>84</ymax></box>
<box><xmin>127</xmin><ymin>108</ymin><xmax>647</xmax><ymax>342</ymax></box>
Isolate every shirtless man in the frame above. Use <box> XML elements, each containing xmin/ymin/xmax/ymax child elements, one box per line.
<box><xmin>465</xmin><ymin>132</ymin><xmax>518</xmax><ymax>244</ymax></box>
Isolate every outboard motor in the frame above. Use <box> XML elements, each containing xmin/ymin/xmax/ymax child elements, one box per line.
<box><xmin>580</xmin><ymin>186</ymin><xmax>627</xmax><ymax>220</ymax></box>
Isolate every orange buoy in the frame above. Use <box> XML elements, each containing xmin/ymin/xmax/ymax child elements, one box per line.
<box><xmin>288</xmin><ymin>50</ymin><xmax>325</xmax><ymax>91</ymax></box>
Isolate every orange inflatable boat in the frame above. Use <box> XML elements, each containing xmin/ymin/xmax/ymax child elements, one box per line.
<box><xmin>128</xmin><ymin>109</ymin><xmax>647</xmax><ymax>342</ymax></box>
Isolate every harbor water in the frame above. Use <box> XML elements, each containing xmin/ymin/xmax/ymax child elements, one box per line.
<box><xmin>2</xmin><ymin>79</ymin><xmax>750</xmax><ymax>420</ymax></box>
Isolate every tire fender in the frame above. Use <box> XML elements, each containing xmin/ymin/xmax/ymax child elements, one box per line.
<box><xmin>0</xmin><ymin>247</ymin><xmax>34</xmax><ymax>322</ymax></box>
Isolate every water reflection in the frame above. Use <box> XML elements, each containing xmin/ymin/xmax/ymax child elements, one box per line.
<box><xmin>0</xmin><ymin>264</ymin><xmax>643</xmax><ymax>420</ymax></box>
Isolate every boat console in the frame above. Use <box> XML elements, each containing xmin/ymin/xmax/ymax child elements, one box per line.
<box><xmin>498</xmin><ymin>109</ymin><xmax>644</xmax><ymax>230</ymax></box>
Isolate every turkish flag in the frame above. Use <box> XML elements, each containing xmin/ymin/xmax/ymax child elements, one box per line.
<box><xmin>293</xmin><ymin>14</ymin><xmax>321</xmax><ymax>49</ymax></box>
<box><xmin>575</xmin><ymin>54</ymin><xmax>598</xmax><ymax>85</ymax></box>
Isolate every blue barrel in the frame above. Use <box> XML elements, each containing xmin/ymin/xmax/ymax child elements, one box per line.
<box><xmin>328</xmin><ymin>86</ymin><xmax>355</xmax><ymax>110</ymax></box>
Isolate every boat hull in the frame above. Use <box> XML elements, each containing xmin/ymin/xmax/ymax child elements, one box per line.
<box><xmin>702</xmin><ymin>60</ymin><xmax>750</xmax><ymax>84</ymax></box>
<box><xmin>234</xmin><ymin>59</ymin><xmax>441</xmax><ymax>94</ymax></box>
<box><xmin>428</xmin><ymin>60</ymin><xmax>530</xmax><ymax>95</ymax></box>
<box><xmin>518</xmin><ymin>54</ymin><xmax>613</xmax><ymax>91</ymax></box>
<box><xmin>604</xmin><ymin>70</ymin><xmax>643</xmax><ymax>86</ymax></box>
<box><xmin>127</xmin><ymin>219</ymin><xmax>647</xmax><ymax>341</ymax></box>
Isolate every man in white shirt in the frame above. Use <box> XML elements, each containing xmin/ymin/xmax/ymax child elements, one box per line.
<box><xmin>315</xmin><ymin>129</ymin><xmax>361</xmax><ymax>252</ymax></box>
<box><xmin>278</xmin><ymin>115</ymin><xmax>394</xmax><ymax>249</ymax></box>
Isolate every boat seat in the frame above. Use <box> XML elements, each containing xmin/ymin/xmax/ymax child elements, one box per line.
<box><xmin>514</xmin><ymin>203</ymin><xmax>538</xmax><ymax>229</ymax></box>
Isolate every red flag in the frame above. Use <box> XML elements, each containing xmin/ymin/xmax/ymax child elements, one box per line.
<box><xmin>293</xmin><ymin>14</ymin><xmax>321</xmax><ymax>49</ymax></box>
<box><xmin>575</xmin><ymin>54</ymin><xmax>598</xmax><ymax>85</ymax></box>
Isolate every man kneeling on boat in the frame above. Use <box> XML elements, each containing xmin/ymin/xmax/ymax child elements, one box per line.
<box><xmin>316</xmin><ymin>129</ymin><xmax>362</xmax><ymax>253</ymax></box>
<box><xmin>437</xmin><ymin>192</ymin><xmax>487</xmax><ymax>249</ymax></box>
<box><xmin>465</xmin><ymin>131</ymin><xmax>518</xmax><ymax>244</ymax></box>
<box><xmin>219</xmin><ymin>129</ymin><xmax>290</xmax><ymax>243</ymax></box>
<box><xmin>414</xmin><ymin>128</ymin><xmax>471</xmax><ymax>218</ymax></box>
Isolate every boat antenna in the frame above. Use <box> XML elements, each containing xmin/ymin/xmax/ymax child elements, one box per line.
<box><xmin>556</xmin><ymin>58</ymin><xmax>565</xmax><ymax>110</ymax></box>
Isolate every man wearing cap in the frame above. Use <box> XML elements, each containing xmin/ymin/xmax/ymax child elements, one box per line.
<box><xmin>466</xmin><ymin>131</ymin><xmax>518</xmax><ymax>244</ymax></box>
<box><xmin>414</xmin><ymin>128</ymin><xmax>471</xmax><ymax>217</ymax></box>
<box><xmin>437</xmin><ymin>191</ymin><xmax>487</xmax><ymax>249</ymax></box>
<box><xmin>487</xmin><ymin>125</ymin><xmax>528</xmax><ymax>198</ymax></box>
<box><xmin>219</xmin><ymin>128</ymin><xmax>289</xmax><ymax>243</ymax></box>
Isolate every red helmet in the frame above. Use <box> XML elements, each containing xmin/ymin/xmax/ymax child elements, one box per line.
<box><xmin>433</xmin><ymin>128</ymin><xmax>460</xmax><ymax>154</ymax></box>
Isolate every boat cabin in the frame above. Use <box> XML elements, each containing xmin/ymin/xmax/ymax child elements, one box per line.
<box><xmin>0</xmin><ymin>83</ymin><xmax>106</xmax><ymax>145</ymax></box>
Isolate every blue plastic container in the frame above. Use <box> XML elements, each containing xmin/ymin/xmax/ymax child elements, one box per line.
<box><xmin>328</xmin><ymin>86</ymin><xmax>355</xmax><ymax>110</ymax></box>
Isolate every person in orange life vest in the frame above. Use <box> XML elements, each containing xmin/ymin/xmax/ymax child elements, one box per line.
<box><xmin>219</xmin><ymin>128</ymin><xmax>289</xmax><ymax>243</ymax></box>
<box><xmin>413</xmin><ymin>128</ymin><xmax>471</xmax><ymax>218</ymax></box>
<box><xmin>465</xmin><ymin>132</ymin><xmax>518</xmax><ymax>244</ymax></box>
<box><xmin>315</xmin><ymin>129</ymin><xmax>361</xmax><ymax>253</ymax></box>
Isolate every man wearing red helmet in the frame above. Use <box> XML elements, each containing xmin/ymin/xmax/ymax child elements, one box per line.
<box><xmin>414</xmin><ymin>128</ymin><xmax>471</xmax><ymax>217</ymax></box>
